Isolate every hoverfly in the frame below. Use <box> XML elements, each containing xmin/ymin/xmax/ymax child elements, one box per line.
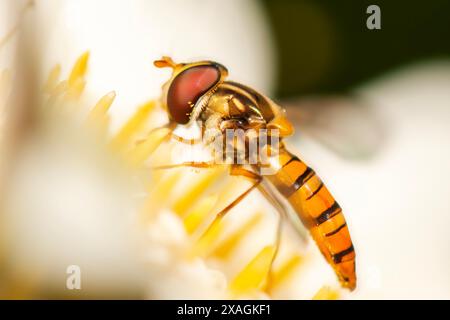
<box><xmin>153</xmin><ymin>56</ymin><xmax>357</xmax><ymax>290</ymax></box>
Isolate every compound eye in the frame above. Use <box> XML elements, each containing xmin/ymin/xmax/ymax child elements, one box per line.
<box><xmin>167</xmin><ymin>65</ymin><xmax>220</xmax><ymax>124</ymax></box>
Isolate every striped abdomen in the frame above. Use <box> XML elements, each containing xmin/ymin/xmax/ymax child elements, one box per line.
<box><xmin>267</xmin><ymin>147</ymin><xmax>356</xmax><ymax>290</ymax></box>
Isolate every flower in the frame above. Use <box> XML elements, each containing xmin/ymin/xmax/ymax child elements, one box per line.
<box><xmin>0</xmin><ymin>50</ymin><xmax>342</xmax><ymax>299</ymax></box>
<box><xmin>0</xmin><ymin>0</ymin><xmax>343</xmax><ymax>299</ymax></box>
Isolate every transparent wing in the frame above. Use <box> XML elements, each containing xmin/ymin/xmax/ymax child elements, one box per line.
<box><xmin>281</xmin><ymin>95</ymin><xmax>386</xmax><ymax>161</ymax></box>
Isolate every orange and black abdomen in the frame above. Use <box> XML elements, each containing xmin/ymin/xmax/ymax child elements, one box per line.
<box><xmin>267</xmin><ymin>148</ymin><xmax>356</xmax><ymax>290</ymax></box>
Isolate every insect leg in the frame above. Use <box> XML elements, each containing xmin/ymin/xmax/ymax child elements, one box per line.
<box><xmin>230</xmin><ymin>167</ymin><xmax>284</xmax><ymax>229</ymax></box>
<box><xmin>216</xmin><ymin>166</ymin><xmax>262</xmax><ymax>219</ymax></box>
<box><xmin>227</xmin><ymin>168</ymin><xmax>286</xmax><ymax>288</ymax></box>
<box><xmin>168</xmin><ymin>132</ymin><xmax>203</xmax><ymax>145</ymax></box>
<box><xmin>146</xmin><ymin>124</ymin><xmax>203</xmax><ymax>146</ymax></box>
<box><xmin>145</xmin><ymin>124</ymin><xmax>211</xmax><ymax>170</ymax></box>
<box><xmin>201</xmin><ymin>166</ymin><xmax>262</xmax><ymax>237</ymax></box>
<box><xmin>151</xmin><ymin>162</ymin><xmax>220</xmax><ymax>170</ymax></box>
<box><xmin>256</xmin><ymin>184</ymin><xmax>286</xmax><ymax>286</ymax></box>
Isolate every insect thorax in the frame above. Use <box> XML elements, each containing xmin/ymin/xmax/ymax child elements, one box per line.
<box><xmin>198</xmin><ymin>82</ymin><xmax>282</xmax><ymax>166</ymax></box>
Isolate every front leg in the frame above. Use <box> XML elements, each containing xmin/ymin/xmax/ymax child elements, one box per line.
<box><xmin>204</xmin><ymin>166</ymin><xmax>263</xmax><ymax>228</ymax></box>
<box><xmin>152</xmin><ymin>161</ymin><xmax>219</xmax><ymax>170</ymax></box>
<box><xmin>143</xmin><ymin>123</ymin><xmax>204</xmax><ymax>146</ymax></box>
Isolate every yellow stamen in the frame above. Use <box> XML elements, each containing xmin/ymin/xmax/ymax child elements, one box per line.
<box><xmin>183</xmin><ymin>195</ymin><xmax>218</xmax><ymax>234</ymax></box>
<box><xmin>211</xmin><ymin>213</ymin><xmax>262</xmax><ymax>259</ymax></box>
<box><xmin>229</xmin><ymin>245</ymin><xmax>276</xmax><ymax>293</ymax></box>
<box><xmin>172</xmin><ymin>167</ymin><xmax>225</xmax><ymax>215</ymax></box>
<box><xmin>188</xmin><ymin>217</ymin><xmax>224</xmax><ymax>258</ymax></box>
<box><xmin>150</xmin><ymin>171</ymin><xmax>182</xmax><ymax>200</ymax></box>
<box><xmin>43</xmin><ymin>64</ymin><xmax>61</xmax><ymax>94</ymax></box>
<box><xmin>215</xmin><ymin>179</ymin><xmax>245</xmax><ymax>211</ymax></box>
<box><xmin>313</xmin><ymin>286</ymin><xmax>340</xmax><ymax>300</ymax></box>
<box><xmin>98</xmin><ymin>114</ymin><xmax>111</xmax><ymax>136</ymax></box>
<box><xmin>109</xmin><ymin>100</ymin><xmax>156</xmax><ymax>152</ymax></box>
<box><xmin>266</xmin><ymin>254</ymin><xmax>303</xmax><ymax>292</ymax></box>
<box><xmin>87</xmin><ymin>91</ymin><xmax>116</xmax><ymax>123</ymax></box>
<box><xmin>49</xmin><ymin>80</ymin><xmax>68</xmax><ymax>97</ymax></box>
<box><xmin>45</xmin><ymin>81</ymin><xmax>68</xmax><ymax>108</ymax></box>
<box><xmin>127</xmin><ymin>127</ymin><xmax>171</xmax><ymax>167</ymax></box>
<box><xmin>64</xmin><ymin>78</ymin><xmax>86</xmax><ymax>101</ymax></box>
<box><xmin>141</xmin><ymin>171</ymin><xmax>183</xmax><ymax>221</ymax></box>
<box><xmin>68</xmin><ymin>52</ymin><xmax>90</xmax><ymax>88</ymax></box>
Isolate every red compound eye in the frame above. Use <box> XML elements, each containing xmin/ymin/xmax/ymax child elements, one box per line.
<box><xmin>167</xmin><ymin>65</ymin><xmax>220</xmax><ymax>124</ymax></box>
